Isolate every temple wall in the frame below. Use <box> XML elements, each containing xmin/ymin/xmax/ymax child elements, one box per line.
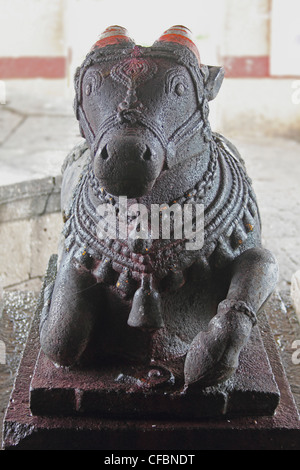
<box><xmin>0</xmin><ymin>0</ymin><xmax>299</xmax><ymax>139</ymax></box>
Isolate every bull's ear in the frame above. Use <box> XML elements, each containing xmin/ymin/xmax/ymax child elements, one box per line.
<box><xmin>205</xmin><ymin>66</ymin><xmax>225</xmax><ymax>101</ymax></box>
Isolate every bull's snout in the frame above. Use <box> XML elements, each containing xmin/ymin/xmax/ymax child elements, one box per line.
<box><xmin>94</xmin><ymin>132</ymin><xmax>165</xmax><ymax>198</ymax></box>
<box><xmin>102</xmin><ymin>138</ymin><xmax>153</xmax><ymax>163</ymax></box>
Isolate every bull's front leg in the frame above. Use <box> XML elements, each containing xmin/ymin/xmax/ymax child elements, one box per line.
<box><xmin>40</xmin><ymin>250</ymin><xmax>99</xmax><ymax>367</ymax></box>
<box><xmin>184</xmin><ymin>247</ymin><xmax>279</xmax><ymax>388</ymax></box>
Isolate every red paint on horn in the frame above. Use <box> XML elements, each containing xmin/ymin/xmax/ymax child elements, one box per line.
<box><xmin>155</xmin><ymin>25</ymin><xmax>200</xmax><ymax>64</ymax></box>
<box><xmin>92</xmin><ymin>25</ymin><xmax>135</xmax><ymax>50</ymax></box>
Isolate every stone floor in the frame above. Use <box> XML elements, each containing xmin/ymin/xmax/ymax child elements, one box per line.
<box><xmin>0</xmin><ymin>83</ymin><xmax>81</xmax><ymax>186</ymax></box>
<box><xmin>231</xmin><ymin>135</ymin><xmax>300</xmax><ymax>295</ymax></box>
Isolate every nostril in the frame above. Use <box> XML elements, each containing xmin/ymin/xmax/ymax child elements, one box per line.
<box><xmin>101</xmin><ymin>145</ymin><xmax>109</xmax><ymax>160</ymax></box>
<box><xmin>142</xmin><ymin>146</ymin><xmax>152</xmax><ymax>161</ymax></box>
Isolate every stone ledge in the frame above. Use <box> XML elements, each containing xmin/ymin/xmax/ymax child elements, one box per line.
<box><xmin>0</xmin><ymin>214</ymin><xmax>62</xmax><ymax>289</ymax></box>
<box><xmin>0</xmin><ymin>175</ymin><xmax>62</xmax><ymax>223</ymax></box>
<box><xmin>0</xmin><ymin>179</ymin><xmax>63</xmax><ymax>289</ymax></box>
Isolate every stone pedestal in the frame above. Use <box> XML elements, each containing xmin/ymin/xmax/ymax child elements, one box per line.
<box><xmin>2</xmin><ymin>257</ymin><xmax>300</xmax><ymax>450</ymax></box>
<box><xmin>29</xmin><ymin>325</ymin><xmax>279</xmax><ymax>420</ymax></box>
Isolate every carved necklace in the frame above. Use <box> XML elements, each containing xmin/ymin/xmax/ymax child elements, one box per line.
<box><xmin>63</xmin><ymin>134</ymin><xmax>257</xmax><ymax>303</ymax></box>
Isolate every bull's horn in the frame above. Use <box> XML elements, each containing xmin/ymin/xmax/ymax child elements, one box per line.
<box><xmin>92</xmin><ymin>25</ymin><xmax>135</xmax><ymax>50</ymax></box>
<box><xmin>154</xmin><ymin>25</ymin><xmax>200</xmax><ymax>65</ymax></box>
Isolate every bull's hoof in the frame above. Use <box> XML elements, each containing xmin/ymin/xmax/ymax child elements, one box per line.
<box><xmin>184</xmin><ymin>299</ymin><xmax>255</xmax><ymax>388</ymax></box>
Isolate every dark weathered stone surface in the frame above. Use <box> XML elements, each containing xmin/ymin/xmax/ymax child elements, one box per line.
<box><xmin>2</xmin><ymin>308</ymin><xmax>299</xmax><ymax>450</ymax></box>
<box><xmin>2</xmin><ymin>256</ymin><xmax>299</xmax><ymax>450</ymax></box>
<box><xmin>0</xmin><ymin>176</ymin><xmax>61</xmax><ymax>223</ymax></box>
<box><xmin>29</xmin><ymin>320</ymin><xmax>280</xmax><ymax>419</ymax></box>
<box><xmin>40</xmin><ymin>25</ymin><xmax>280</xmax><ymax>390</ymax></box>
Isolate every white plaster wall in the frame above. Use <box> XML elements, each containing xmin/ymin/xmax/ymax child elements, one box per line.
<box><xmin>270</xmin><ymin>0</ymin><xmax>300</xmax><ymax>76</ymax></box>
<box><xmin>63</xmin><ymin>0</ymin><xmax>225</xmax><ymax>82</ymax></box>
<box><xmin>215</xmin><ymin>78</ymin><xmax>300</xmax><ymax>140</ymax></box>
<box><xmin>0</xmin><ymin>0</ymin><xmax>299</xmax><ymax>139</ymax></box>
<box><xmin>220</xmin><ymin>0</ymin><xmax>270</xmax><ymax>57</ymax></box>
<box><xmin>0</xmin><ymin>0</ymin><xmax>65</xmax><ymax>57</ymax></box>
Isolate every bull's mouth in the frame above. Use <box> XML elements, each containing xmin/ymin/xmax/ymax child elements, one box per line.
<box><xmin>98</xmin><ymin>176</ymin><xmax>156</xmax><ymax>199</ymax></box>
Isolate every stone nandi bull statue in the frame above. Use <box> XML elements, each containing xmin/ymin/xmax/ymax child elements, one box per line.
<box><xmin>40</xmin><ymin>26</ymin><xmax>279</xmax><ymax>389</ymax></box>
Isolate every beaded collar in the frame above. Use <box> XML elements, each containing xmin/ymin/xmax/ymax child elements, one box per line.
<box><xmin>62</xmin><ymin>134</ymin><xmax>258</xmax><ymax>300</ymax></box>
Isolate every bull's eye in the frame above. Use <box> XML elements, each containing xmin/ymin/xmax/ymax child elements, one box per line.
<box><xmin>175</xmin><ymin>83</ymin><xmax>185</xmax><ymax>96</ymax></box>
<box><xmin>165</xmin><ymin>69</ymin><xmax>188</xmax><ymax>97</ymax></box>
<box><xmin>84</xmin><ymin>70</ymin><xmax>103</xmax><ymax>97</ymax></box>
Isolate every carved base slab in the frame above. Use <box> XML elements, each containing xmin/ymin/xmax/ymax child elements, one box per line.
<box><xmin>29</xmin><ymin>321</ymin><xmax>280</xmax><ymax>420</ymax></box>
<box><xmin>2</xmin><ymin>258</ymin><xmax>300</xmax><ymax>450</ymax></box>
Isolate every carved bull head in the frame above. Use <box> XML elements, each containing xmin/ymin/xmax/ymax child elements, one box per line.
<box><xmin>74</xmin><ymin>25</ymin><xmax>224</xmax><ymax>198</ymax></box>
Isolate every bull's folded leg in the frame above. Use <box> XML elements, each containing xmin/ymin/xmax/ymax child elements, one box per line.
<box><xmin>184</xmin><ymin>247</ymin><xmax>279</xmax><ymax>387</ymax></box>
<box><xmin>40</xmin><ymin>251</ymin><xmax>99</xmax><ymax>367</ymax></box>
